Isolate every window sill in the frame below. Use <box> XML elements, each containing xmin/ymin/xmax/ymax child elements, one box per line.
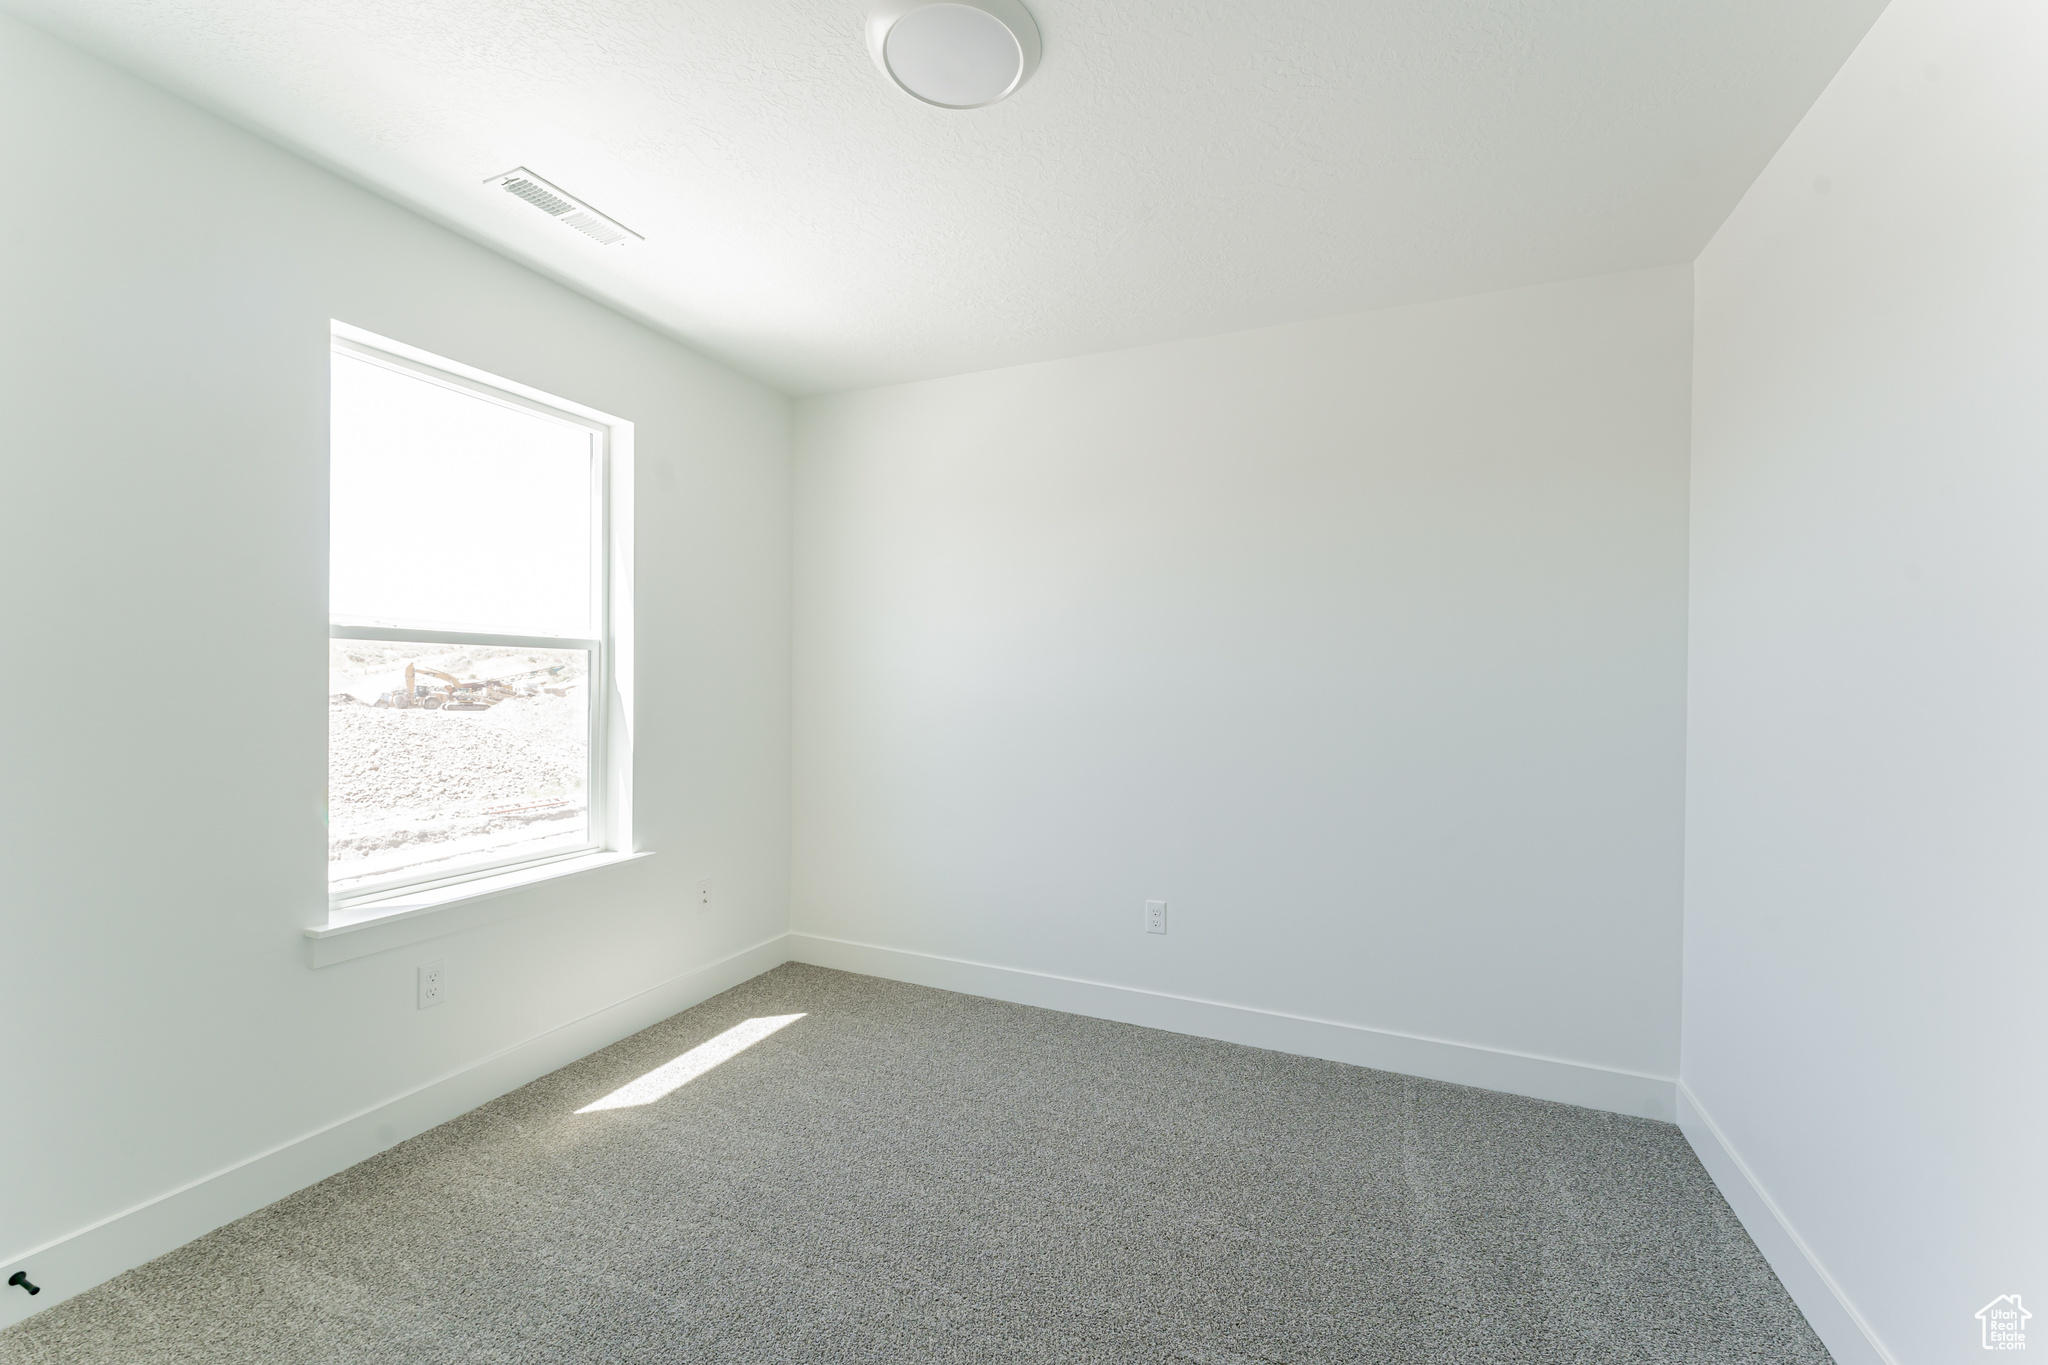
<box><xmin>304</xmin><ymin>850</ymin><xmax>653</xmax><ymax>968</ymax></box>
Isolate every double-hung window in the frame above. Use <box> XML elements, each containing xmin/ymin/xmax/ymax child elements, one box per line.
<box><xmin>326</xmin><ymin>327</ymin><xmax>625</xmax><ymax>909</ymax></box>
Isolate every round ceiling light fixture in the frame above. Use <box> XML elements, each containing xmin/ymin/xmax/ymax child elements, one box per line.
<box><xmin>867</xmin><ymin>0</ymin><xmax>1041</xmax><ymax>109</ymax></box>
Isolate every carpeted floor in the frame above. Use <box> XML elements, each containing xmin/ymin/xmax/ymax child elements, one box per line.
<box><xmin>0</xmin><ymin>964</ymin><xmax>1831</xmax><ymax>1364</ymax></box>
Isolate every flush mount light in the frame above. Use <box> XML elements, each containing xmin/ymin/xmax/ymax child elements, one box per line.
<box><xmin>867</xmin><ymin>0</ymin><xmax>1041</xmax><ymax>109</ymax></box>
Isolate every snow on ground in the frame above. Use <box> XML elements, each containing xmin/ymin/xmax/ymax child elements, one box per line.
<box><xmin>328</xmin><ymin>642</ymin><xmax>589</xmax><ymax>892</ymax></box>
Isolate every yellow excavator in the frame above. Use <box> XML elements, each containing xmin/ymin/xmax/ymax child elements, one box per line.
<box><xmin>376</xmin><ymin>662</ymin><xmax>569</xmax><ymax>711</ymax></box>
<box><xmin>406</xmin><ymin>663</ymin><xmax>489</xmax><ymax>712</ymax></box>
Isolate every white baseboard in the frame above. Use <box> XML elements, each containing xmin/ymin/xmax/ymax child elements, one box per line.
<box><xmin>0</xmin><ymin>932</ymin><xmax>794</xmax><ymax>1331</ymax></box>
<box><xmin>0</xmin><ymin>930</ymin><xmax>1704</xmax><ymax>1336</ymax></box>
<box><xmin>1676</xmin><ymin>1081</ymin><xmax>1896</xmax><ymax>1365</ymax></box>
<box><xmin>788</xmin><ymin>933</ymin><xmax>1676</xmax><ymax>1121</ymax></box>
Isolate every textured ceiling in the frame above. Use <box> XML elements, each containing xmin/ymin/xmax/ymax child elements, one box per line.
<box><xmin>6</xmin><ymin>0</ymin><xmax>1888</xmax><ymax>394</ymax></box>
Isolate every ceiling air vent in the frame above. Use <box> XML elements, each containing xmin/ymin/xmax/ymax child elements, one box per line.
<box><xmin>485</xmin><ymin>168</ymin><xmax>643</xmax><ymax>247</ymax></box>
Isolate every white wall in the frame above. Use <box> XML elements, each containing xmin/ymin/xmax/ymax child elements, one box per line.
<box><xmin>39</xmin><ymin>0</ymin><xmax>2041</xmax><ymax>1347</ymax></box>
<box><xmin>1683</xmin><ymin>1</ymin><xmax>2048</xmax><ymax>1361</ymax></box>
<box><xmin>0</xmin><ymin>12</ymin><xmax>790</xmax><ymax>1324</ymax></box>
<box><xmin>792</xmin><ymin>268</ymin><xmax>1692</xmax><ymax>1114</ymax></box>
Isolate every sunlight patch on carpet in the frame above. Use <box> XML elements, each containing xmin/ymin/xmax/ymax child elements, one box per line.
<box><xmin>577</xmin><ymin>1014</ymin><xmax>806</xmax><ymax>1112</ymax></box>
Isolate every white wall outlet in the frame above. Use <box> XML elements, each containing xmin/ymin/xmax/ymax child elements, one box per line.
<box><xmin>1145</xmin><ymin>900</ymin><xmax>1167</xmax><ymax>935</ymax></box>
<box><xmin>417</xmin><ymin>960</ymin><xmax>446</xmax><ymax>1009</ymax></box>
<box><xmin>696</xmin><ymin>878</ymin><xmax>711</xmax><ymax>910</ymax></box>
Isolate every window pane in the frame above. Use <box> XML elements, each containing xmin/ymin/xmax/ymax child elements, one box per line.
<box><xmin>330</xmin><ymin>352</ymin><xmax>596</xmax><ymax>638</ymax></box>
<box><xmin>328</xmin><ymin>640</ymin><xmax>590</xmax><ymax>892</ymax></box>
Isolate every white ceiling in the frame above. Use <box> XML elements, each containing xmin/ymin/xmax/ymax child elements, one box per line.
<box><xmin>8</xmin><ymin>0</ymin><xmax>1887</xmax><ymax>394</ymax></box>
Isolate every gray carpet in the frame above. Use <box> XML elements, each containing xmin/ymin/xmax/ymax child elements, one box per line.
<box><xmin>0</xmin><ymin>964</ymin><xmax>1831</xmax><ymax>1364</ymax></box>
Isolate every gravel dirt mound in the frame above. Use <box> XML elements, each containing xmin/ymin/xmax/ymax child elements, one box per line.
<box><xmin>328</xmin><ymin>642</ymin><xmax>590</xmax><ymax>892</ymax></box>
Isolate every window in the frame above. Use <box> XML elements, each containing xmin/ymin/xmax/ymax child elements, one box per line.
<box><xmin>327</xmin><ymin>328</ymin><xmax>627</xmax><ymax>907</ymax></box>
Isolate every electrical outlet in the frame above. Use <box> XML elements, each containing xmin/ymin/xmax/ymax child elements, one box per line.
<box><xmin>696</xmin><ymin>879</ymin><xmax>711</xmax><ymax>910</ymax></box>
<box><xmin>417</xmin><ymin>960</ymin><xmax>446</xmax><ymax>1009</ymax></box>
<box><xmin>1145</xmin><ymin>900</ymin><xmax>1167</xmax><ymax>935</ymax></box>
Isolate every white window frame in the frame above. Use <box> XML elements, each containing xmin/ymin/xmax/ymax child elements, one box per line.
<box><xmin>324</xmin><ymin>322</ymin><xmax>635</xmax><ymax>920</ymax></box>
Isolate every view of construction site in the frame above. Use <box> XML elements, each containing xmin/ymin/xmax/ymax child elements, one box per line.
<box><xmin>328</xmin><ymin>639</ymin><xmax>590</xmax><ymax>894</ymax></box>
